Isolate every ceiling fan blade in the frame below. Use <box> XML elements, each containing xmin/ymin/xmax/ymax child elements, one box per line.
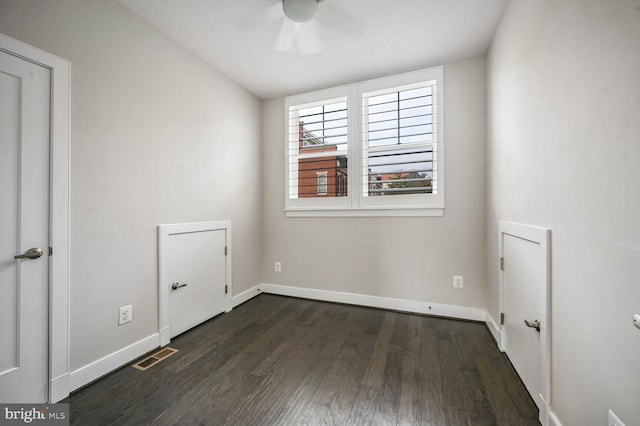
<box><xmin>275</xmin><ymin>18</ymin><xmax>300</xmax><ymax>52</ymax></box>
<box><xmin>316</xmin><ymin>1</ymin><xmax>366</xmax><ymax>38</ymax></box>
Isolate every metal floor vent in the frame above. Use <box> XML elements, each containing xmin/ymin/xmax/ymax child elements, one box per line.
<box><xmin>133</xmin><ymin>347</ymin><xmax>178</xmax><ymax>371</ymax></box>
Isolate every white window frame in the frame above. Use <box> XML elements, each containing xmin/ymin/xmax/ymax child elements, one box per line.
<box><xmin>285</xmin><ymin>66</ymin><xmax>444</xmax><ymax>217</ymax></box>
<box><xmin>285</xmin><ymin>86</ymin><xmax>351</xmax><ymax>211</ymax></box>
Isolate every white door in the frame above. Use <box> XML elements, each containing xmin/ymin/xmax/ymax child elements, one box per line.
<box><xmin>500</xmin><ymin>222</ymin><xmax>551</xmax><ymax>422</ymax></box>
<box><xmin>0</xmin><ymin>50</ymin><xmax>51</xmax><ymax>403</ymax></box>
<box><xmin>167</xmin><ymin>229</ymin><xmax>227</xmax><ymax>338</ymax></box>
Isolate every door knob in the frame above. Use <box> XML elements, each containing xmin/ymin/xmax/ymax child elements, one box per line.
<box><xmin>14</xmin><ymin>247</ymin><xmax>43</xmax><ymax>260</ymax></box>
<box><xmin>171</xmin><ymin>282</ymin><xmax>188</xmax><ymax>290</ymax></box>
<box><xmin>524</xmin><ymin>319</ymin><xmax>541</xmax><ymax>332</ymax></box>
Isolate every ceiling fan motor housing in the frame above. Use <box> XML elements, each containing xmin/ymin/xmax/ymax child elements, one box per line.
<box><xmin>282</xmin><ymin>0</ymin><xmax>319</xmax><ymax>23</ymax></box>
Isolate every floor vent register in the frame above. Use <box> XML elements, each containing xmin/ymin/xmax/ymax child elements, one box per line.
<box><xmin>132</xmin><ymin>347</ymin><xmax>178</xmax><ymax>371</ymax></box>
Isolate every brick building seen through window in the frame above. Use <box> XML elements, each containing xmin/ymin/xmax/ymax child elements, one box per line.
<box><xmin>297</xmin><ymin>123</ymin><xmax>348</xmax><ymax>198</ymax></box>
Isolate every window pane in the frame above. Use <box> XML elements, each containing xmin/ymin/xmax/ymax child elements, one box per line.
<box><xmin>400</xmin><ymin>96</ymin><xmax>431</xmax><ymax>109</ymax></box>
<box><xmin>365</xmin><ymin>147</ymin><xmax>434</xmax><ymax>196</ymax></box>
<box><xmin>368</xmin><ymin>101</ymin><xmax>398</xmax><ymax>114</ymax></box>
<box><xmin>289</xmin><ymin>98</ymin><xmax>348</xmax><ymax>199</ymax></box>
<box><xmin>363</xmin><ymin>83</ymin><xmax>436</xmax><ymax>151</ymax></box>
<box><xmin>399</xmin><ymin>86</ymin><xmax>432</xmax><ymax>100</ymax></box>
<box><xmin>317</xmin><ymin>172</ymin><xmax>328</xmax><ymax>195</ymax></box>
<box><xmin>325</xmin><ymin>101</ymin><xmax>346</xmax><ymax>112</ymax></box>
<box><xmin>368</xmin><ymin>110</ymin><xmax>398</xmax><ymax>123</ymax></box>
<box><xmin>362</xmin><ymin>80</ymin><xmax>438</xmax><ymax>198</ymax></box>
<box><xmin>400</xmin><ymin>105</ymin><xmax>432</xmax><ymax>119</ymax></box>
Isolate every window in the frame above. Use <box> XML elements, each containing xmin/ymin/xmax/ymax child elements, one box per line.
<box><xmin>317</xmin><ymin>171</ymin><xmax>328</xmax><ymax>195</ymax></box>
<box><xmin>285</xmin><ymin>66</ymin><xmax>443</xmax><ymax>217</ymax></box>
<box><xmin>287</xmin><ymin>87</ymin><xmax>349</xmax><ymax>207</ymax></box>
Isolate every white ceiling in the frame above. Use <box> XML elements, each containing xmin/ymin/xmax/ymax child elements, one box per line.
<box><xmin>117</xmin><ymin>0</ymin><xmax>507</xmax><ymax>99</ymax></box>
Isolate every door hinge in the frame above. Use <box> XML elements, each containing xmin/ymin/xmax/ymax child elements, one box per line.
<box><xmin>224</xmin><ymin>246</ymin><xmax>228</xmax><ymax>256</ymax></box>
<box><xmin>49</xmin><ymin>247</ymin><xmax>53</xmax><ymax>256</ymax></box>
<box><xmin>225</xmin><ymin>285</ymin><xmax>228</xmax><ymax>294</ymax></box>
<box><xmin>500</xmin><ymin>312</ymin><xmax>505</xmax><ymax>325</ymax></box>
<box><xmin>499</xmin><ymin>257</ymin><xmax>504</xmax><ymax>271</ymax></box>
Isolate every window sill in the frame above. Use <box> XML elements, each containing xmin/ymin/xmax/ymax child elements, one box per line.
<box><xmin>285</xmin><ymin>207</ymin><xmax>444</xmax><ymax>218</ymax></box>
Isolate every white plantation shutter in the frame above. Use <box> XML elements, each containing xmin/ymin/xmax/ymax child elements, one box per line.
<box><xmin>285</xmin><ymin>66</ymin><xmax>443</xmax><ymax>216</ymax></box>
<box><xmin>287</xmin><ymin>95</ymin><xmax>349</xmax><ymax>203</ymax></box>
<box><xmin>362</xmin><ymin>81</ymin><xmax>438</xmax><ymax>198</ymax></box>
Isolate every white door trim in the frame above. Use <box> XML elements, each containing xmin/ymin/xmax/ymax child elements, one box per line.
<box><xmin>0</xmin><ymin>33</ymin><xmax>71</xmax><ymax>403</ymax></box>
<box><xmin>157</xmin><ymin>221</ymin><xmax>232</xmax><ymax>346</ymax></box>
<box><xmin>498</xmin><ymin>221</ymin><xmax>552</xmax><ymax>422</ymax></box>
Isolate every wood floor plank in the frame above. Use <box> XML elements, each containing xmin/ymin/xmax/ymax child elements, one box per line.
<box><xmin>309</xmin><ymin>306</ymin><xmax>372</xmax><ymax>408</ymax></box>
<box><xmin>370</xmin><ymin>313</ymin><xmax>408</xmax><ymax>426</ymax></box>
<box><xmin>273</xmin><ymin>305</ymin><xmax>353</xmax><ymax>424</ymax></box>
<box><xmin>432</xmin><ymin>320</ymin><xmax>488</xmax><ymax>425</ymax></box>
<box><xmin>322</xmin><ymin>308</ymin><xmax>379</xmax><ymax>425</ymax></box>
<box><xmin>276</xmin><ymin>307</ymin><xmax>372</xmax><ymax>424</ymax></box>
<box><xmin>345</xmin><ymin>385</ymin><xmax>380</xmax><ymax>425</ymax></box>
<box><xmin>361</xmin><ymin>311</ymin><xmax>397</xmax><ymax>389</ymax></box>
<box><xmin>419</xmin><ymin>317</ymin><xmax>447</xmax><ymax>425</ymax></box>
<box><xmin>298</xmin><ymin>402</ymin><xmax>330</xmax><ymax>426</ymax></box>
<box><xmin>225</xmin><ymin>304</ymin><xmax>352</xmax><ymax>425</ymax></box>
<box><xmin>63</xmin><ymin>295</ymin><xmax>540</xmax><ymax>426</ymax></box>
<box><xmin>165</xmin><ymin>294</ymin><xmax>295</xmax><ymax>374</ymax></box>
<box><xmin>155</xmin><ymin>298</ymin><xmax>317</xmax><ymax>424</ymax></box>
<box><xmin>397</xmin><ymin>315</ymin><xmax>428</xmax><ymax>425</ymax></box>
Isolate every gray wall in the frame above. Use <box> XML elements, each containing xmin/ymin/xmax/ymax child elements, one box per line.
<box><xmin>0</xmin><ymin>0</ymin><xmax>263</xmax><ymax>370</ymax></box>
<box><xmin>487</xmin><ymin>0</ymin><xmax>640</xmax><ymax>424</ymax></box>
<box><xmin>262</xmin><ymin>56</ymin><xmax>487</xmax><ymax>310</ymax></box>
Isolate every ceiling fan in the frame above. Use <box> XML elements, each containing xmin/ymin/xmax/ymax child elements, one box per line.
<box><xmin>282</xmin><ymin>0</ymin><xmax>321</xmax><ymax>23</ymax></box>
<box><xmin>236</xmin><ymin>0</ymin><xmax>365</xmax><ymax>55</ymax></box>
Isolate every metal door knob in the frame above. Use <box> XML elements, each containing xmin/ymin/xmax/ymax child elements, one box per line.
<box><xmin>524</xmin><ymin>319</ymin><xmax>541</xmax><ymax>332</ymax></box>
<box><xmin>14</xmin><ymin>247</ymin><xmax>43</xmax><ymax>260</ymax></box>
<box><xmin>171</xmin><ymin>282</ymin><xmax>188</xmax><ymax>290</ymax></box>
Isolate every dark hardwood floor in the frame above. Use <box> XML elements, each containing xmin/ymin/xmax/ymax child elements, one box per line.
<box><xmin>64</xmin><ymin>294</ymin><xmax>540</xmax><ymax>425</ymax></box>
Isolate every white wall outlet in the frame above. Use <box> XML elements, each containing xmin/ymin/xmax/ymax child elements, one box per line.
<box><xmin>453</xmin><ymin>275</ymin><xmax>464</xmax><ymax>288</ymax></box>
<box><xmin>119</xmin><ymin>304</ymin><xmax>132</xmax><ymax>325</ymax></box>
<box><xmin>609</xmin><ymin>409</ymin><xmax>626</xmax><ymax>426</ymax></box>
<box><xmin>633</xmin><ymin>313</ymin><xmax>640</xmax><ymax>330</ymax></box>
<box><xmin>274</xmin><ymin>261</ymin><xmax>282</xmax><ymax>272</ymax></box>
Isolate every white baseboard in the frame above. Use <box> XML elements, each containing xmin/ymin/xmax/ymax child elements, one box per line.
<box><xmin>231</xmin><ymin>286</ymin><xmax>262</xmax><ymax>309</ymax></box>
<box><xmin>49</xmin><ymin>373</ymin><xmax>70</xmax><ymax>403</ymax></box>
<box><xmin>69</xmin><ymin>333</ymin><xmax>160</xmax><ymax>392</ymax></box>
<box><xmin>540</xmin><ymin>394</ymin><xmax>562</xmax><ymax>426</ymax></box>
<box><xmin>485</xmin><ymin>312</ymin><xmax>503</xmax><ymax>350</ymax></box>
<box><xmin>547</xmin><ymin>408</ymin><xmax>562</xmax><ymax>426</ymax></box>
<box><xmin>258</xmin><ymin>283</ymin><xmax>486</xmax><ymax>322</ymax></box>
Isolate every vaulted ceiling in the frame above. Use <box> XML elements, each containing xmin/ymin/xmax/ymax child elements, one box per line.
<box><xmin>118</xmin><ymin>0</ymin><xmax>507</xmax><ymax>99</ymax></box>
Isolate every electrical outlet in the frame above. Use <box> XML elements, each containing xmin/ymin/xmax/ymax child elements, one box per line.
<box><xmin>453</xmin><ymin>275</ymin><xmax>464</xmax><ymax>288</ymax></box>
<box><xmin>609</xmin><ymin>409</ymin><xmax>626</xmax><ymax>426</ymax></box>
<box><xmin>119</xmin><ymin>304</ymin><xmax>132</xmax><ymax>325</ymax></box>
<box><xmin>275</xmin><ymin>261</ymin><xmax>282</xmax><ymax>272</ymax></box>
